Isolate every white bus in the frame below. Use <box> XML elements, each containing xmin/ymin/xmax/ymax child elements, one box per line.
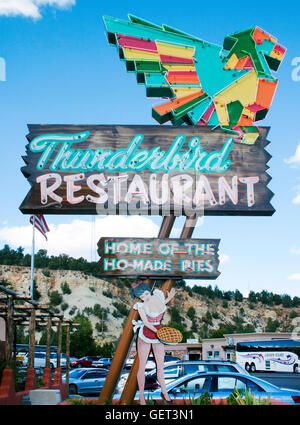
<box><xmin>236</xmin><ymin>339</ymin><xmax>300</xmax><ymax>373</ymax></box>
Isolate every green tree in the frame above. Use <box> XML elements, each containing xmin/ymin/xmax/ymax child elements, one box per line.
<box><xmin>234</xmin><ymin>290</ymin><xmax>243</xmax><ymax>302</ymax></box>
<box><xmin>281</xmin><ymin>294</ymin><xmax>292</xmax><ymax>308</ymax></box>
<box><xmin>248</xmin><ymin>291</ymin><xmax>257</xmax><ymax>303</ymax></box>
<box><xmin>33</xmin><ymin>281</ymin><xmax>41</xmax><ymax>301</ymax></box>
<box><xmin>96</xmin><ymin>342</ymin><xmax>114</xmax><ymax>357</ymax></box>
<box><xmin>112</xmin><ymin>302</ymin><xmax>129</xmax><ymax>316</ymax></box>
<box><xmin>93</xmin><ymin>304</ymin><xmax>108</xmax><ymax>320</ymax></box>
<box><xmin>191</xmin><ymin>320</ymin><xmax>198</xmax><ymax>333</ymax></box>
<box><xmin>187</xmin><ymin>306</ymin><xmax>196</xmax><ymax>321</ymax></box>
<box><xmin>203</xmin><ymin>311</ymin><xmax>212</xmax><ymax>325</ymax></box>
<box><xmin>61</xmin><ymin>282</ymin><xmax>71</xmax><ymax>295</ymax></box>
<box><xmin>70</xmin><ymin>315</ymin><xmax>97</xmax><ymax>358</ymax></box>
<box><xmin>265</xmin><ymin>318</ymin><xmax>280</xmax><ymax>332</ymax></box>
<box><xmin>95</xmin><ymin>322</ymin><xmax>108</xmax><ymax>333</ymax></box>
<box><xmin>34</xmin><ymin>249</ymin><xmax>48</xmax><ymax>268</ymax></box>
<box><xmin>169</xmin><ymin>307</ymin><xmax>182</xmax><ymax>323</ymax></box>
<box><xmin>49</xmin><ymin>290</ymin><xmax>63</xmax><ymax>307</ymax></box>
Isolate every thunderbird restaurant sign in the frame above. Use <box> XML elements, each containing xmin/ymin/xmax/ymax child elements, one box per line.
<box><xmin>20</xmin><ymin>124</ymin><xmax>273</xmax><ymax>216</ymax></box>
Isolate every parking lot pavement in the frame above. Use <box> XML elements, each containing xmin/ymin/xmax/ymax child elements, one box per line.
<box><xmin>251</xmin><ymin>372</ymin><xmax>300</xmax><ymax>390</ymax></box>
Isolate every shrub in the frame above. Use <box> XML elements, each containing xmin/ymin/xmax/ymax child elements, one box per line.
<box><xmin>265</xmin><ymin>318</ymin><xmax>280</xmax><ymax>332</ymax></box>
<box><xmin>191</xmin><ymin>320</ymin><xmax>198</xmax><ymax>332</ymax></box>
<box><xmin>112</xmin><ymin>310</ymin><xmax>122</xmax><ymax>318</ymax></box>
<box><xmin>0</xmin><ymin>278</ymin><xmax>11</xmax><ymax>288</ymax></box>
<box><xmin>33</xmin><ymin>283</ymin><xmax>41</xmax><ymax>301</ymax></box>
<box><xmin>61</xmin><ymin>303</ymin><xmax>69</xmax><ymax>311</ymax></box>
<box><xmin>169</xmin><ymin>307</ymin><xmax>182</xmax><ymax>323</ymax></box>
<box><xmin>234</xmin><ymin>290</ymin><xmax>243</xmax><ymax>302</ymax></box>
<box><xmin>226</xmin><ymin>388</ymin><xmax>271</xmax><ymax>405</ymax></box>
<box><xmin>68</xmin><ymin>399</ymin><xmax>96</xmax><ymax>405</ymax></box>
<box><xmin>61</xmin><ymin>281</ymin><xmax>71</xmax><ymax>295</ymax></box>
<box><xmin>212</xmin><ymin>311</ymin><xmax>219</xmax><ymax>319</ymax></box>
<box><xmin>93</xmin><ymin>304</ymin><xmax>108</xmax><ymax>320</ymax></box>
<box><xmin>187</xmin><ymin>306</ymin><xmax>196</xmax><ymax>321</ymax></box>
<box><xmin>203</xmin><ymin>311</ymin><xmax>212</xmax><ymax>325</ymax></box>
<box><xmin>103</xmin><ymin>289</ymin><xmax>113</xmax><ymax>298</ymax></box>
<box><xmin>49</xmin><ymin>290</ymin><xmax>63</xmax><ymax>306</ymax></box>
<box><xmin>95</xmin><ymin>322</ymin><xmax>108</xmax><ymax>333</ymax></box>
<box><xmin>290</xmin><ymin>310</ymin><xmax>298</xmax><ymax>319</ymax></box>
<box><xmin>112</xmin><ymin>302</ymin><xmax>129</xmax><ymax>316</ymax></box>
<box><xmin>69</xmin><ymin>306</ymin><xmax>77</xmax><ymax>316</ymax></box>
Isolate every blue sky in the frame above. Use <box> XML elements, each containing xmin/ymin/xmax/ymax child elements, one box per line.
<box><xmin>0</xmin><ymin>0</ymin><xmax>300</xmax><ymax>297</ymax></box>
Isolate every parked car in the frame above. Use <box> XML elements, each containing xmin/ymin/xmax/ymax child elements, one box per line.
<box><xmin>114</xmin><ymin>371</ymin><xmax>300</xmax><ymax>405</ymax></box>
<box><xmin>70</xmin><ymin>356</ymin><xmax>102</xmax><ymax>368</ymax></box>
<box><xmin>16</xmin><ymin>351</ymin><xmax>28</xmax><ymax>366</ymax></box>
<box><xmin>124</xmin><ymin>356</ymin><xmax>156</xmax><ymax>371</ymax></box>
<box><xmin>22</xmin><ymin>352</ymin><xmax>47</xmax><ymax>368</ymax></box>
<box><xmin>92</xmin><ymin>358</ymin><xmax>112</xmax><ymax>368</ymax></box>
<box><xmin>117</xmin><ymin>360</ymin><xmax>249</xmax><ymax>392</ymax></box>
<box><xmin>49</xmin><ymin>353</ymin><xmax>68</xmax><ymax>369</ymax></box>
<box><xmin>62</xmin><ymin>368</ymin><xmax>108</xmax><ymax>395</ymax></box>
<box><xmin>69</xmin><ymin>356</ymin><xmax>78</xmax><ymax>366</ymax></box>
<box><xmin>118</xmin><ymin>356</ymin><xmax>159</xmax><ymax>390</ymax></box>
<box><xmin>164</xmin><ymin>355</ymin><xmax>180</xmax><ymax>363</ymax></box>
<box><xmin>145</xmin><ymin>360</ymin><xmax>249</xmax><ymax>391</ymax></box>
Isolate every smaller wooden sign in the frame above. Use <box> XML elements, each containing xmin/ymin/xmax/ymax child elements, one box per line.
<box><xmin>98</xmin><ymin>237</ymin><xmax>220</xmax><ymax>279</ymax></box>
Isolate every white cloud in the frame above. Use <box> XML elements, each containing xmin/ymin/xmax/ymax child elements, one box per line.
<box><xmin>292</xmin><ymin>184</ymin><xmax>300</xmax><ymax>204</ymax></box>
<box><xmin>219</xmin><ymin>253</ymin><xmax>230</xmax><ymax>264</ymax></box>
<box><xmin>284</xmin><ymin>143</ymin><xmax>300</xmax><ymax>168</ymax></box>
<box><xmin>290</xmin><ymin>246</ymin><xmax>300</xmax><ymax>255</ymax></box>
<box><xmin>0</xmin><ymin>216</ymin><xmax>159</xmax><ymax>260</ymax></box>
<box><xmin>0</xmin><ymin>0</ymin><xmax>75</xmax><ymax>19</ymax></box>
<box><xmin>288</xmin><ymin>273</ymin><xmax>300</xmax><ymax>281</ymax></box>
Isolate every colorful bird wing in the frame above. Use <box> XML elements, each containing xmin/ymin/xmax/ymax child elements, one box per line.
<box><xmin>103</xmin><ymin>15</ymin><xmax>209</xmax><ymax>125</ymax></box>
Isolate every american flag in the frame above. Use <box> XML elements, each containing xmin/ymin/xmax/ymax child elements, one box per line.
<box><xmin>30</xmin><ymin>214</ymin><xmax>50</xmax><ymax>241</ymax></box>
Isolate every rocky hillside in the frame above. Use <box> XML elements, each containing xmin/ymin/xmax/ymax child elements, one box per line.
<box><xmin>1</xmin><ymin>265</ymin><xmax>299</xmax><ymax>345</ymax></box>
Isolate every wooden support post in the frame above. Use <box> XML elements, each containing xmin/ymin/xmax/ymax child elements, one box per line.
<box><xmin>158</xmin><ymin>215</ymin><xmax>176</xmax><ymax>238</ymax></box>
<box><xmin>180</xmin><ymin>214</ymin><xmax>198</xmax><ymax>239</ymax></box>
<box><xmin>119</xmin><ymin>215</ymin><xmax>197</xmax><ymax>405</ymax></box>
<box><xmin>56</xmin><ymin>319</ymin><xmax>62</xmax><ymax>369</ymax></box>
<box><xmin>28</xmin><ymin>308</ymin><xmax>36</xmax><ymax>369</ymax></box>
<box><xmin>13</xmin><ymin>322</ymin><xmax>17</xmax><ymax>370</ymax></box>
<box><xmin>45</xmin><ymin>315</ymin><xmax>52</xmax><ymax>368</ymax></box>
<box><xmin>5</xmin><ymin>296</ymin><xmax>13</xmax><ymax>369</ymax></box>
<box><xmin>65</xmin><ymin>324</ymin><xmax>70</xmax><ymax>390</ymax></box>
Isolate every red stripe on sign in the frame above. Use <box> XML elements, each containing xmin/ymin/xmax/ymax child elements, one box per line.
<box><xmin>197</xmin><ymin>103</ymin><xmax>215</xmax><ymax>125</ymax></box>
<box><xmin>247</xmin><ymin>103</ymin><xmax>265</xmax><ymax>112</ymax></box>
<box><xmin>167</xmin><ymin>74</ymin><xmax>200</xmax><ymax>84</ymax></box>
<box><xmin>273</xmin><ymin>44</ymin><xmax>286</xmax><ymax>55</ymax></box>
<box><xmin>116</xmin><ymin>34</ymin><xmax>158</xmax><ymax>53</ymax></box>
<box><xmin>167</xmin><ymin>71</ymin><xmax>198</xmax><ymax>77</ymax></box>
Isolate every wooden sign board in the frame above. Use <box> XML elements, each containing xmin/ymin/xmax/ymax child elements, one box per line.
<box><xmin>20</xmin><ymin>125</ymin><xmax>274</xmax><ymax>216</ymax></box>
<box><xmin>98</xmin><ymin>237</ymin><xmax>220</xmax><ymax>279</ymax></box>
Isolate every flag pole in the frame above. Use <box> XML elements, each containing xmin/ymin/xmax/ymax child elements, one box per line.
<box><xmin>30</xmin><ymin>216</ymin><xmax>35</xmax><ymax>300</ymax></box>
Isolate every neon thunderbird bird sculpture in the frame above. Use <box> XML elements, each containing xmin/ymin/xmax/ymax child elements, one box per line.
<box><xmin>103</xmin><ymin>15</ymin><xmax>286</xmax><ymax>144</ymax></box>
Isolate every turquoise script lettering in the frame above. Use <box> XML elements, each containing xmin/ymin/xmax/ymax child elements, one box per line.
<box><xmin>29</xmin><ymin>131</ymin><xmax>233</xmax><ymax>174</ymax></box>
